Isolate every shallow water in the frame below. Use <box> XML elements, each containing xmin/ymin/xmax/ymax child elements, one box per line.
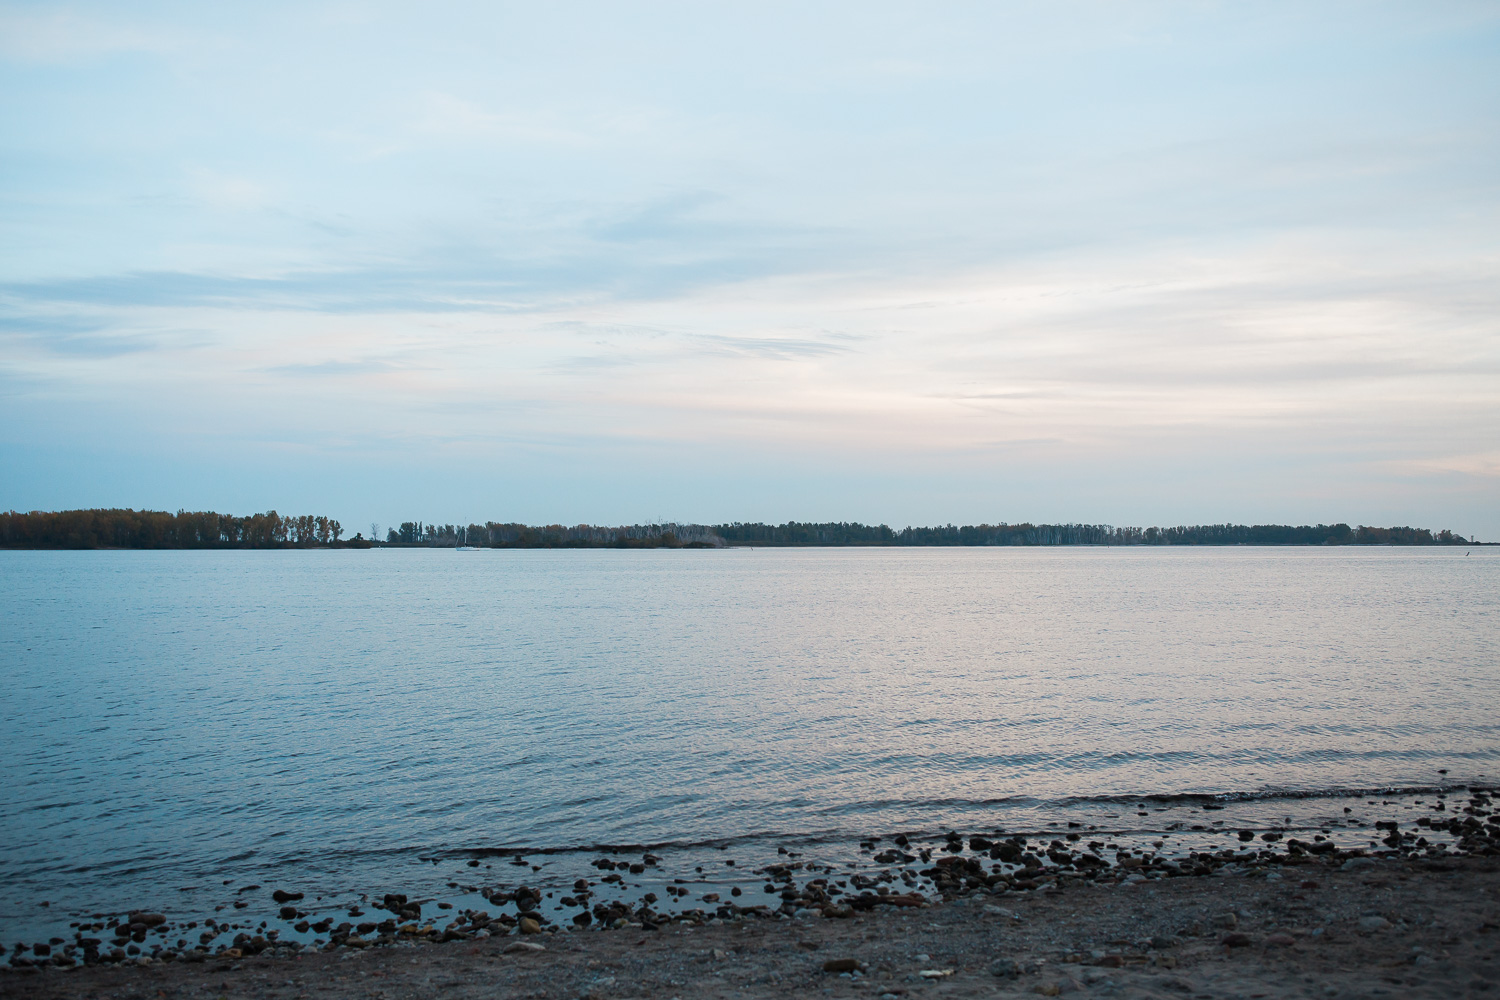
<box><xmin>1</xmin><ymin>546</ymin><xmax>1496</xmax><ymax>940</ymax></box>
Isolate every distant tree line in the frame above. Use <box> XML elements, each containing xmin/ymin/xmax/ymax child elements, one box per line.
<box><xmin>381</xmin><ymin>519</ymin><xmax>1476</xmax><ymax>548</ymax></box>
<box><xmin>1</xmin><ymin>511</ymin><xmax>1478</xmax><ymax>550</ymax></box>
<box><xmin>713</xmin><ymin>521</ymin><xmax>1119</xmax><ymax>546</ymax></box>
<box><xmin>384</xmin><ymin>521</ymin><xmax>720</xmax><ymax>548</ymax></box>
<box><xmin>0</xmin><ymin>509</ymin><xmax>364</xmax><ymax>549</ymax></box>
<box><xmin>711</xmin><ymin>521</ymin><xmax>1475</xmax><ymax>546</ymax></box>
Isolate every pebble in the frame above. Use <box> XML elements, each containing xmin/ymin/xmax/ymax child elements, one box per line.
<box><xmin>1358</xmin><ymin>915</ymin><xmax>1392</xmax><ymax>932</ymax></box>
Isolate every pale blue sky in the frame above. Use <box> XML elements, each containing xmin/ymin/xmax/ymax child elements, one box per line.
<box><xmin>2</xmin><ymin>2</ymin><xmax>1498</xmax><ymax>535</ymax></box>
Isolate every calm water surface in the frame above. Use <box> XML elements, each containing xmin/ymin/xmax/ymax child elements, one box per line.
<box><xmin>1</xmin><ymin>546</ymin><xmax>1496</xmax><ymax>938</ymax></box>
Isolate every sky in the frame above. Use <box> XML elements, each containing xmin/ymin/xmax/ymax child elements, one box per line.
<box><xmin>2</xmin><ymin>2</ymin><xmax>1497</xmax><ymax>537</ymax></box>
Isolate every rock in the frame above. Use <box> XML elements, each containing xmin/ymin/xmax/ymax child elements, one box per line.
<box><xmin>880</xmin><ymin>893</ymin><xmax>927</xmax><ymax>908</ymax></box>
<box><xmin>1341</xmin><ymin>857</ymin><xmax>1375</xmax><ymax>871</ymax></box>
<box><xmin>1222</xmin><ymin>932</ymin><xmax>1254</xmax><ymax>948</ymax></box>
<box><xmin>271</xmin><ymin>890</ymin><xmax>304</xmax><ymax>904</ymax></box>
<box><xmin>131</xmin><ymin>912</ymin><xmax>167</xmax><ymax>927</ymax></box>
<box><xmin>503</xmin><ymin>941</ymin><xmax>545</xmax><ymax>954</ymax></box>
<box><xmin>919</xmin><ymin>968</ymin><xmax>955</xmax><ymax>979</ymax></box>
<box><xmin>823</xmin><ymin>958</ymin><xmax>859</xmax><ymax>973</ymax></box>
<box><xmin>1211</xmin><ymin>913</ymin><xmax>1239</xmax><ymax>929</ymax></box>
<box><xmin>1265</xmin><ymin>933</ymin><xmax>1296</xmax><ymax>947</ymax></box>
<box><xmin>1150</xmin><ymin>935</ymin><xmax>1180</xmax><ymax>950</ymax></box>
<box><xmin>518</xmin><ymin>918</ymin><xmax>541</xmax><ymax>934</ymax></box>
<box><xmin>983</xmin><ymin>905</ymin><xmax>1021</xmax><ymax>920</ymax></box>
<box><xmin>1358</xmin><ymin>915</ymin><xmax>1392</xmax><ymax>932</ymax></box>
<box><xmin>279</xmin><ymin>906</ymin><xmax>298</xmax><ymax>920</ymax></box>
<box><xmin>990</xmin><ymin>958</ymin><xmax>1021</xmax><ymax>978</ymax></box>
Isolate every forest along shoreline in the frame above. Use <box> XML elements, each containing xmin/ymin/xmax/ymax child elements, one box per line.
<box><xmin>0</xmin><ymin>508</ymin><xmax>1484</xmax><ymax>549</ymax></box>
<box><xmin>4</xmin><ymin>789</ymin><xmax>1496</xmax><ymax>983</ymax></box>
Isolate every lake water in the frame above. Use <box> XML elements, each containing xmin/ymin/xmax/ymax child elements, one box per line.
<box><xmin>1</xmin><ymin>546</ymin><xmax>1496</xmax><ymax>943</ymax></box>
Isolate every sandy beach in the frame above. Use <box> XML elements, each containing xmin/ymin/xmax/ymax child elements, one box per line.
<box><xmin>5</xmin><ymin>852</ymin><xmax>1497</xmax><ymax>1000</ymax></box>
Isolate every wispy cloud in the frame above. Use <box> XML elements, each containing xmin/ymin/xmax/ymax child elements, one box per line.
<box><xmin>261</xmin><ymin>360</ymin><xmax>405</xmax><ymax>377</ymax></box>
<box><xmin>0</xmin><ymin>314</ymin><xmax>159</xmax><ymax>357</ymax></box>
<box><xmin>692</xmin><ymin>334</ymin><xmax>857</xmax><ymax>360</ymax></box>
<box><xmin>0</xmin><ymin>9</ymin><xmax>182</xmax><ymax>63</ymax></box>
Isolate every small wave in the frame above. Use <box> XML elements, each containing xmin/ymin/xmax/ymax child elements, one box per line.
<box><xmin>1098</xmin><ymin>783</ymin><xmax>1492</xmax><ymax>805</ymax></box>
<box><xmin>215</xmin><ymin>782</ymin><xmax>1494</xmax><ymax>867</ymax></box>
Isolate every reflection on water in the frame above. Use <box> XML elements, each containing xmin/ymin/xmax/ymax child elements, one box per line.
<box><xmin>0</xmin><ymin>546</ymin><xmax>1495</xmax><ymax>936</ymax></box>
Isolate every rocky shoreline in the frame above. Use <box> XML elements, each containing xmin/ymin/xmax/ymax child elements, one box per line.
<box><xmin>4</xmin><ymin>851</ymin><xmax>1499</xmax><ymax>999</ymax></box>
<box><xmin>4</xmin><ymin>789</ymin><xmax>1496</xmax><ymax>983</ymax></box>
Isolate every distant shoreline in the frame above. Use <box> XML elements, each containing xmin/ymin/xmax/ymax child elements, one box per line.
<box><xmin>0</xmin><ymin>510</ymin><xmax>1486</xmax><ymax>549</ymax></box>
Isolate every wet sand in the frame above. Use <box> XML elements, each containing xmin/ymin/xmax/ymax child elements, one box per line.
<box><xmin>5</xmin><ymin>854</ymin><xmax>1498</xmax><ymax>1000</ymax></box>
